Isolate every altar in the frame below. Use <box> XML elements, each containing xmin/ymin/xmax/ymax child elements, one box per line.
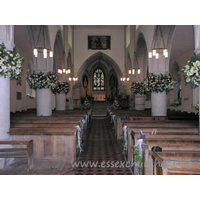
<box><xmin>93</xmin><ymin>94</ymin><xmax>106</xmax><ymax>101</ymax></box>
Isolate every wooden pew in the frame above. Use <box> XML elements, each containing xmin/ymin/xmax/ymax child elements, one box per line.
<box><xmin>150</xmin><ymin>150</ymin><xmax>200</xmax><ymax>175</ymax></box>
<box><xmin>8</xmin><ymin>127</ymin><xmax>77</xmax><ymax>162</ymax></box>
<box><xmin>8</xmin><ymin>110</ymin><xmax>92</xmax><ymax>162</ymax></box>
<box><xmin>0</xmin><ymin>140</ymin><xmax>34</xmax><ymax>171</ymax></box>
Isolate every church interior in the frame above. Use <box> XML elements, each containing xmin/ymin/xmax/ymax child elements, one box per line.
<box><xmin>0</xmin><ymin>22</ymin><xmax>200</xmax><ymax>198</ymax></box>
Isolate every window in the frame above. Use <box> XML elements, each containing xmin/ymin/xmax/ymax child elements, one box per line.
<box><xmin>93</xmin><ymin>68</ymin><xmax>105</xmax><ymax>91</ymax></box>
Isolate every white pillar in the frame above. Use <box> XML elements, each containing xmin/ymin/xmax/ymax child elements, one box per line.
<box><xmin>0</xmin><ymin>25</ymin><xmax>15</xmax><ymax>168</ymax></box>
<box><xmin>151</xmin><ymin>92</ymin><xmax>167</xmax><ymax>116</ymax></box>
<box><xmin>56</xmin><ymin>92</ymin><xmax>66</xmax><ymax>110</ymax></box>
<box><xmin>0</xmin><ymin>77</ymin><xmax>10</xmax><ymax>140</ymax></box>
<box><xmin>135</xmin><ymin>94</ymin><xmax>145</xmax><ymax>110</ymax></box>
<box><xmin>36</xmin><ymin>88</ymin><xmax>52</xmax><ymax>116</ymax></box>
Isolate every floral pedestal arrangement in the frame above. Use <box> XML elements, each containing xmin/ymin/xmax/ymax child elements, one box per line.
<box><xmin>0</xmin><ymin>42</ymin><xmax>23</xmax><ymax>168</ymax></box>
<box><xmin>131</xmin><ymin>81</ymin><xmax>146</xmax><ymax>111</ymax></box>
<box><xmin>144</xmin><ymin>73</ymin><xmax>174</xmax><ymax>117</ymax></box>
<box><xmin>27</xmin><ymin>71</ymin><xmax>58</xmax><ymax>116</ymax></box>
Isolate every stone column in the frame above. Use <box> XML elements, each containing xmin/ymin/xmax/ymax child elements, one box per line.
<box><xmin>0</xmin><ymin>25</ymin><xmax>15</xmax><ymax>168</ymax></box>
<box><xmin>151</xmin><ymin>92</ymin><xmax>167</xmax><ymax>116</ymax></box>
<box><xmin>36</xmin><ymin>88</ymin><xmax>52</xmax><ymax>116</ymax></box>
<box><xmin>56</xmin><ymin>92</ymin><xmax>66</xmax><ymax>110</ymax></box>
<box><xmin>149</xmin><ymin>46</ymin><xmax>168</xmax><ymax>116</ymax></box>
<box><xmin>34</xmin><ymin>69</ymin><xmax>53</xmax><ymax>116</ymax></box>
<box><xmin>135</xmin><ymin>94</ymin><xmax>145</xmax><ymax>110</ymax></box>
<box><xmin>194</xmin><ymin>25</ymin><xmax>200</xmax><ymax>134</ymax></box>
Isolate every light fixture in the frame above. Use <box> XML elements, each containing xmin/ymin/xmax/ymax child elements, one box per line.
<box><xmin>120</xmin><ymin>77</ymin><xmax>130</xmax><ymax>81</ymax></box>
<box><xmin>129</xmin><ymin>52</ymin><xmax>141</xmax><ymax>75</ymax></box>
<box><xmin>57</xmin><ymin>68</ymin><xmax>71</xmax><ymax>75</ymax></box>
<box><xmin>33</xmin><ymin>25</ymin><xmax>53</xmax><ymax>59</ymax></box>
<box><xmin>69</xmin><ymin>77</ymin><xmax>78</xmax><ymax>81</ymax></box>
<box><xmin>149</xmin><ymin>26</ymin><xmax>168</xmax><ymax>59</ymax></box>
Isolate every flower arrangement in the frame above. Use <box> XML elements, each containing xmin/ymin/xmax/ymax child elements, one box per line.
<box><xmin>194</xmin><ymin>104</ymin><xmax>199</xmax><ymax>110</ymax></box>
<box><xmin>26</xmin><ymin>94</ymin><xmax>34</xmax><ymax>99</ymax></box>
<box><xmin>171</xmin><ymin>100</ymin><xmax>181</xmax><ymax>107</ymax></box>
<box><xmin>182</xmin><ymin>55</ymin><xmax>200</xmax><ymax>88</ymax></box>
<box><xmin>26</xmin><ymin>71</ymin><xmax>58</xmax><ymax>91</ymax></box>
<box><xmin>111</xmin><ymin>97</ymin><xmax>120</xmax><ymax>110</ymax></box>
<box><xmin>0</xmin><ymin>42</ymin><xmax>23</xmax><ymax>79</ymax></box>
<box><xmin>82</xmin><ymin>97</ymin><xmax>91</xmax><ymax>110</ymax></box>
<box><xmin>131</xmin><ymin>81</ymin><xmax>146</xmax><ymax>94</ymax></box>
<box><xmin>51</xmin><ymin>81</ymin><xmax>70</xmax><ymax>94</ymax></box>
<box><xmin>144</xmin><ymin>73</ymin><xmax>174</xmax><ymax>94</ymax></box>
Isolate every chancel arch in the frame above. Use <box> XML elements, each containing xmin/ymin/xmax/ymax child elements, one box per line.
<box><xmin>78</xmin><ymin>51</ymin><xmax>123</xmax><ymax>101</ymax></box>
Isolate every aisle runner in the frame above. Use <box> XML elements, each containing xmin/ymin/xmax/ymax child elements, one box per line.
<box><xmin>73</xmin><ymin>118</ymin><xmax>132</xmax><ymax>175</ymax></box>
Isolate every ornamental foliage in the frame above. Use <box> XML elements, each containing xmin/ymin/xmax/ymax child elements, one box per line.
<box><xmin>170</xmin><ymin>100</ymin><xmax>181</xmax><ymax>107</ymax></box>
<box><xmin>143</xmin><ymin>73</ymin><xmax>174</xmax><ymax>94</ymax></box>
<box><xmin>0</xmin><ymin>42</ymin><xmax>23</xmax><ymax>79</ymax></box>
<box><xmin>111</xmin><ymin>98</ymin><xmax>120</xmax><ymax>110</ymax></box>
<box><xmin>131</xmin><ymin>81</ymin><xmax>146</xmax><ymax>94</ymax></box>
<box><xmin>82</xmin><ymin>98</ymin><xmax>91</xmax><ymax>110</ymax></box>
<box><xmin>182</xmin><ymin>55</ymin><xmax>200</xmax><ymax>88</ymax></box>
<box><xmin>26</xmin><ymin>71</ymin><xmax>58</xmax><ymax>90</ymax></box>
<box><xmin>51</xmin><ymin>81</ymin><xmax>70</xmax><ymax>94</ymax></box>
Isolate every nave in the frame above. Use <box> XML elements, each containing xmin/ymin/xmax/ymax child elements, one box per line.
<box><xmin>73</xmin><ymin>117</ymin><xmax>132</xmax><ymax>175</ymax></box>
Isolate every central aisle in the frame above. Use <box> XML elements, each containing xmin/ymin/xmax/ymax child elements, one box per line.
<box><xmin>73</xmin><ymin>117</ymin><xmax>132</xmax><ymax>175</ymax></box>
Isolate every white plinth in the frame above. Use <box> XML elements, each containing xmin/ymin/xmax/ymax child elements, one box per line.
<box><xmin>0</xmin><ymin>76</ymin><xmax>13</xmax><ymax>168</ymax></box>
<box><xmin>151</xmin><ymin>91</ymin><xmax>167</xmax><ymax>116</ymax></box>
<box><xmin>56</xmin><ymin>92</ymin><xmax>66</xmax><ymax>110</ymax></box>
<box><xmin>0</xmin><ymin>76</ymin><xmax>10</xmax><ymax>139</ymax></box>
<box><xmin>135</xmin><ymin>94</ymin><xmax>145</xmax><ymax>110</ymax></box>
<box><xmin>36</xmin><ymin>88</ymin><xmax>52</xmax><ymax>116</ymax></box>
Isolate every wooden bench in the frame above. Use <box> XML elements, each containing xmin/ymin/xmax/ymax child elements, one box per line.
<box><xmin>150</xmin><ymin>150</ymin><xmax>200</xmax><ymax>175</ymax></box>
<box><xmin>0</xmin><ymin>140</ymin><xmax>34</xmax><ymax>171</ymax></box>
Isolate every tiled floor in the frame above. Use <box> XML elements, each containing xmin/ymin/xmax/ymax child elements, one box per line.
<box><xmin>73</xmin><ymin>117</ymin><xmax>132</xmax><ymax>175</ymax></box>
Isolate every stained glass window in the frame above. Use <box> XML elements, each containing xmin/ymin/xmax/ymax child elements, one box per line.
<box><xmin>93</xmin><ymin>68</ymin><xmax>105</xmax><ymax>91</ymax></box>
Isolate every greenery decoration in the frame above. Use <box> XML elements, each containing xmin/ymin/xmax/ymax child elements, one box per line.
<box><xmin>144</xmin><ymin>73</ymin><xmax>174</xmax><ymax>94</ymax></box>
<box><xmin>0</xmin><ymin>42</ymin><xmax>23</xmax><ymax>79</ymax></box>
<box><xmin>131</xmin><ymin>81</ymin><xmax>146</xmax><ymax>94</ymax></box>
<box><xmin>82</xmin><ymin>97</ymin><xmax>91</xmax><ymax>110</ymax></box>
<box><xmin>194</xmin><ymin>103</ymin><xmax>199</xmax><ymax>110</ymax></box>
<box><xmin>26</xmin><ymin>94</ymin><xmax>34</xmax><ymax>99</ymax></box>
<box><xmin>182</xmin><ymin>55</ymin><xmax>200</xmax><ymax>88</ymax></box>
<box><xmin>111</xmin><ymin>97</ymin><xmax>120</xmax><ymax>110</ymax></box>
<box><xmin>26</xmin><ymin>71</ymin><xmax>58</xmax><ymax>91</ymax></box>
<box><xmin>132</xmin><ymin>146</ymin><xmax>143</xmax><ymax>175</ymax></box>
<box><xmin>171</xmin><ymin>100</ymin><xmax>181</xmax><ymax>107</ymax></box>
<box><xmin>51</xmin><ymin>81</ymin><xmax>70</xmax><ymax>94</ymax></box>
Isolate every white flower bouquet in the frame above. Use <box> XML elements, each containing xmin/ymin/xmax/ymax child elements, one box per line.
<box><xmin>26</xmin><ymin>71</ymin><xmax>58</xmax><ymax>91</ymax></box>
<box><xmin>51</xmin><ymin>81</ymin><xmax>70</xmax><ymax>94</ymax></box>
<box><xmin>0</xmin><ymin>42</ymin><xmax>23</xmax><ymax>79</ymax></box>
<box><xmin>131</xmin><ymin>81</ymin><xmax>146</xmax><ymax>94</ymax></box>
<box><xmin>182</xmin><ymin>55</ymin><xmax>200</xmax><ymax>88</ymax></box>
<box><xmin>194</xmin><ymin>104</ymin><xmax>199</xmax><ymax>110</ymax></box>
<box><xmin>171</xmin><ymin>100</ymin><xmax>181</xmax><ymax>107</ymax></box>
<box><xmin>144</xmin><ymin>73</ymin><xmax>174</xmax><ymax>94</ymax></box>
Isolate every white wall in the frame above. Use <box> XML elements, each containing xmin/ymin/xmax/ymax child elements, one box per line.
<box><xmin>73</xmin><ymin>25</ymin><xmax>125</xmax><ymax>76</ymax></box>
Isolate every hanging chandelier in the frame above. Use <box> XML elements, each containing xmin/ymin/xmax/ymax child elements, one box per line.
<box><xmin>149</xmin><ymin>26</ymin><xmax>168</xmax><ymax>59</ymax></box>
<box><xmin>58</xmin><ymin>68</ymin><xmax>71</xmax><ymax>74</ymax></box>
<box><xmin>33</xmin><ymin>25</ymin><xmax>53</xmax><ymax>59</ymax></box>
<box><xmin>129</xmin><ymin>51</ymin><xmax>141</xmax><ymax>75</ymax></box>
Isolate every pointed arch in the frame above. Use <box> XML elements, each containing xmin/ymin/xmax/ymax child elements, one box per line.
<box><xmin>76</xmin><ymin>51</ymin><xmax>123</xmax><ymax>85</ymax></box>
